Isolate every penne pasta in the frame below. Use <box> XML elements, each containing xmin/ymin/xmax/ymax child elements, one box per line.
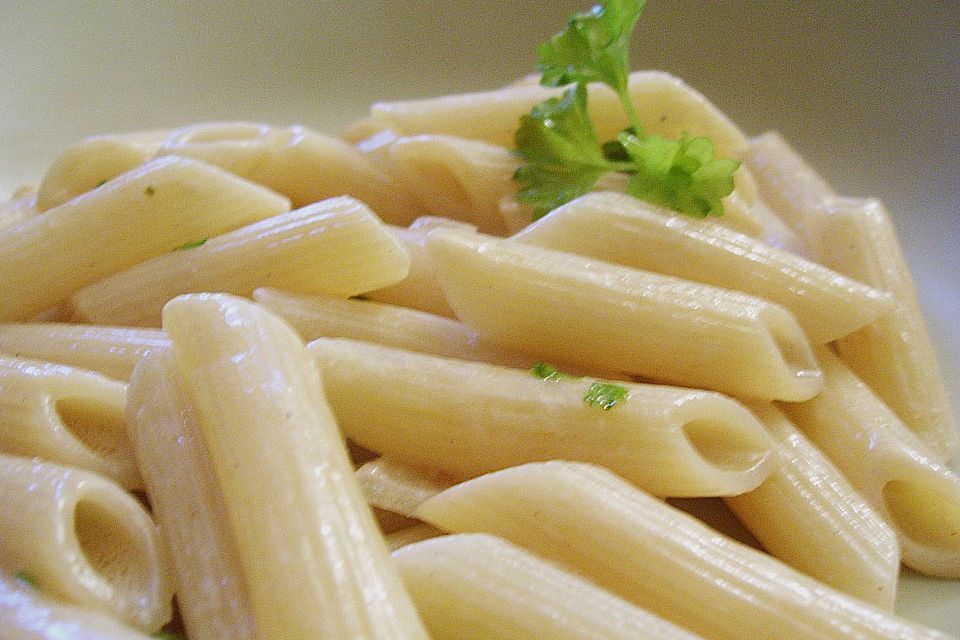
<box><xmin>383</xmin><ymin>134</ymin><xmax>520</xmax><ymax>235</ymax></box>
<box><xmin>816</xmin><ymin>197</ymin><xmax>958</xmax><ymax>459</ymax></box>
<box><xmin>426</xmin><ymin>227</ymin><xmax>822</xmax><ymax>401</ymax></box>
<box><xmin>0</xmin><ymin>356</ymin><xmax>139</xmax><ymax>489</ymax></box>
<box><xmin>253</xmin><ymin>288</ymin><xmax>532</xmax><ymax>369</ymax></box>
<box><xmin>125</xmin><ymin>350</ymin><xmax>258</xmax><ymax>640</ymax></box>
<box><xmin>0</xmin><ymin>323</ymin><xmax>168</xmax><ymax>381</ymax></box>
<box><xmin>779</xmin><ymin>346</ymin><xmax>960</xmax><ymax>578</ymax></box>
<box><xmin>0</xmin><ymin>570</ymin><xmax>155</xmax><ymax>640</ymax></box>
<box><xmin>511</xmin><ymin>191</ymin><xmax>892</xmax><ymax>344</ymax></box>
<box><xmin>0</xmin><ymin>155</ymin><xmax>290</xmax><ymax>322</ymax></box>
<box><xmin>356</xmin><ymin>457</ymin><xmax>457</xmax><ymax>517</ymax></box>
<box><xmin>739</xmin><ymin>131</ymin><xmax>834</xmax><ymax>245</ymax></box>
<box><xmin>0</xmin><ymin>454</ymin><xmax>173</xmax><ymax>632</ymax></box>
<box><xmin>162</xmin><ymin>293</ymin><xmax>428</xmax><ymax>640</ymax></box>
<box><xmin>69</xmin><ymin>196</ymin><xmax>411</xmax><ymax>327</ymax></box>
<box><xmin>364</xmin><ymin>217</ymin><xmax>476</xmax><ymax>317</ymax></box>
<box><xmin>394</xmin><ymin>533</ymin><xmax>705</xmax><ymax>640</ymax></box>
<box><xmin>370</xmin><ymin>71</ymin><xmax>747</xmax><ymax>158</ymax></box>
<box><xmin>35</xmin><ymin>130</ymin><xmax>172</xmax><ymax>211</ymax></box>
<box><xmin>724</xmin><ymin>403</ymin><xmax>900</xmax><ymax>608</ymax></box>
<box><xmin>415</xmin><ymin>461</ymin><xmax>950</xmax><ymax>640</ymax></box>
<box><xmin>309</xmin><ymin>337</ymin><xmax>774</xmax><ymax>497</ymax></box>
<box><xmin>155</xmin><ymin>122</ymin><xmax>419</xmax><ymax>223</ymax></box>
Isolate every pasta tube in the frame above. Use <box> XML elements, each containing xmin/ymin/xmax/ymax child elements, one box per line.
<box><xmin>0</xmin><ymin>155</ymin><xmax>290</xmax><ymax>322</ymax></box>
<box><xmin>69</xmin><ymin>197</ymin><xmax>411</xmax><ymax>327</ymax></box>
<box><xmin>780</xmin><ymin>346</ymin><xmax>960</xmax><ymax>578</ymax></box>
<box><xmin>724</xmin><ymin>403</ymin><xmax>900</xmax><ymax>608</ymax></box>
<box><xmin>162</xmin><ymin>293</ymin><xmax>428</xmax><ymax>640</ymax></box>
<box><xmin>817</xmin><ymin>197</ymin><xmax>957</xmax><ymax>459</ymax></box>
<box><xmin>0</xmin><ymin>454</ymin><xmax>172</xmax><ymax>632</ymax></box>
<box><xmin>0</xmin><ymin>570</ymin><xmax>155</xmax><ymax>640</ymax></box>
<box><xmin>253</xmin><ymin>288</ymin><xmax>532</xmax><ymax>369</ymax></box>
<box><xmin>156</xmin><ymin>122</ymin><xmax>418</xmax><ymax>223</ymax></box>
<box><xmin>35</xmin><ymin>130</ymin><xmax>171</xmax><ymax>211</ymax></box>
<box><xmin>371</xmin><ymin>71</ymin><xmax>746</xmax><ymax>158</ymax></box>
<box><xmin>356</xmin><ymin>457</ymin><xmax>457</xmax><ymax>517</ymax></box>
<box><xmin>394</xmin><ymin>534</ymin><xmax>704</xmax><ymax>640</ymax></box>
<box><xmin>426</xmin><ymin>228</ymin><xmax>822</xmax><ymax>401</ymax></box>
<box><xmin>0</xmin><ymin>356</ymin><xmax>138</xmax><ymax>489</ymax></box>
<box><xmin>308</xmin><ymin>337</ymin><xmax>773</xmax><ymax>497</ymax></box>
<box><xmin>512</xmin><ymin>192</ymin><xmax>891</xmax><ymax>344</ymax></box>
<box><xmin>383</xmin><ymin>134</ymin><xmax>519</xmax><ymax>235</ymax></box>
<box><xmin>365</xmin><ymin>217</ymin><xmax>476</xmax><ymax>317</ymax></box>
<box><xmin>0</xmin><ymin>323</ymin><xmax>168</xmax><ymax>381</ymax></box>
<box><xmin>739</xmin><ymin>131</ymin><xmax>834</xmax><ymax>244</ymax></box>
<box><xmin>125</xmin><ymin>350</ymin><xmax>257</xmax><ymax>640</ymax></box>
<box><xmin>416</xmin><ymin>461</ymin><xmax>950</xmax><ymax>640</ymax></box>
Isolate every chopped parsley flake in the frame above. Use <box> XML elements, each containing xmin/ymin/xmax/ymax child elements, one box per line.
<box><xmin>584</xmin><ymin>381</ymin><xmax>629</xmax><ymax>410</ymax></box>
<box><xmin>174</xmin><ymin>238</ymin><xmax>208</xmax><ymax>251</ymax></box>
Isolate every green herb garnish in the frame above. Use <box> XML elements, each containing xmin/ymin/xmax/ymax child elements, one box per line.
<box><xmin>174</xmin><ymin>238</ymin><xmax>208</xmax><ymax>251</ymax></box>
<box><xmin>13</xmin><ymin>571</ymin><xmax>38</xmax><ymax>588</ymax></box>
<box><xmin>531</xmin><ymin>361</ymin><xmax>573</xmax><ymax>381</ymax></box>
<box><xmin>514</xmin><ymin>0</ymin><xmax>739</xmax><ymax>220</ymax></box>
<box><xmin>533</xmin><ymin>363</ymin><xmax>629</xmax><ymax>410</ymax></box>
<box><xmin>583</xmin><ymin>381</ymin><xmax>629</xmax><ymax>410</ymax></box>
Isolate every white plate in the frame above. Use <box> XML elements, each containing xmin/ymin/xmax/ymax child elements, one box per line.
<box><xmin>1</xmin><ymin>1</ymin><xmax>957</xmax><ymax>635</ymax></box>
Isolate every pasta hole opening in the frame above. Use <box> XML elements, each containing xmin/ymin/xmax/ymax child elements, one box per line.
<box><xmin>55</xmin><ymin>396</ymin><xmax>130</xmax><ymax>460</ymax></box>
<box><xmin>72</xmin><ymin>497</ymin><xmax>153</xmax><ymax>598</ymax></box>
<box><xmin>882</xmin><ymin>479</ymin><xmax>960</xmax><ymax>550</ymax></box>
<box><xmin>682</xmin><ymin>418</ymin><xmax>769</xmax><ymax>472</ymax></box>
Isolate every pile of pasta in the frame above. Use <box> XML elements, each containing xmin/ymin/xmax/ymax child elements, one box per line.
<box><xmin>0</xmin><ymin>71</ymin><xmax>958</xmax><ymax>640</ymax></box>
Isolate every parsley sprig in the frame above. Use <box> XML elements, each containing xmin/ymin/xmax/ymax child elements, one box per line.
<box><xmin>514</xmin><ymin>0</ymin><xmax>740</xmax><ymax>220</ymax></box>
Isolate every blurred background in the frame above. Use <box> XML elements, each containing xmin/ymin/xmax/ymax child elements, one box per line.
<box><xmin>1</xmin><ymin>0</ymin><xmax>958</xmax><ymax>631</ymax></box>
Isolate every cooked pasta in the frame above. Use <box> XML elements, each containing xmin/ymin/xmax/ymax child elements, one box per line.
<box><xmin>0</xmin><ymin>24</ymin><xmax>957</xmax><ymax>636</ymax></box>
<box><xmin>0</xmin><ymin>356</ymin><xmax>139</xmax><ymax>489</ymax></box>
<box><xmin>0</xmin><ymin>454</ymin><xmax>172</xmax><ymax>632</ymax></box>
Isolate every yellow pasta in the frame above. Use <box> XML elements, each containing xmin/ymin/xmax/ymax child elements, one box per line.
<box><xmin>35</xmin><ymin>129</ymin><xmax>172</xmax><ymax>211</ymax></box>
<box><xmin>370</xmin><ymin>70</ymin><xmax>746</xmax><ymax>157</ymax></box>
<box><xmin>0</xmin><ymin>156</ymin><xmax>290</xmax><ymax>322</ymax></box>
<box><xmin>427</xmin><ymin>227</ymin><xmax>822</xmax><ymax>401</ymax></box>
<box><xmin>309</xmin><ymin>337</ymin><xmax>774</xmax><ymax>496</ymax></box>
<box><xmin>69</xmin><ymin>196</ymin><xmax>411</xmax><ymax>327</ymax></box>
<box><xmin>125</xmin><ymin>349</ymin><xmax>258</xmax><ymax>640</ymax></box>
<box><xmin>780</xmin><ymin>346</ymin><xmax>960</xmax><ymax>578</ymax></box>
<box><xmin>512</xmin><ymin>191</ymin><xmax>892</xmax><ymax>343</ymax></box>
<box><xmin>253</xmin><ymin>287</ymin><xmax>532</xmax><ymax>368</ymax></box>
<box><xmin>162</xmin><ymin>293</ymin><xmax>428</xmax><ymax>640</ymax></box>
<box><xmin>0</xmin><ymin>454</ymin><xmax>172</xmax><ymax>632</ymax></box>
<box><xmin>817</xmin><ymin>197</ymin><xmax>958</xmax><ymax>460</ymax></box>
<box><xmin>0</xmin><ymin>323</ymin><xmax>168</xmax><ymax>381</ymax></box>
<box><xmin>0</xmin><ymin>570</ymin><xmax>156</xmax><ymax>640</ymax></box>
<box><xmin>415</xmin><ymin>461</ymin><xmax>950</xmax><ymax>640</ymax></box>
<box><xmin>724</xmin><ymin>403</ymin><xmax>900</xmax><ymax>608</ymax></box>
<box><xmin>0</xmin><ymin>356</ymin><xmax>138</xmax><ymax>489</ymax></box>
<box><xmin>394</xmin><ymin>533</ymin><xmax>705</xmax><ymax>640</ymax></box>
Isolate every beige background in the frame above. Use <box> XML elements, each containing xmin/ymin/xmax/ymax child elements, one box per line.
<box><xmin>1</xmin><ymin>0</ymin><xmax>958</xmax><ymax>632</ymax></box>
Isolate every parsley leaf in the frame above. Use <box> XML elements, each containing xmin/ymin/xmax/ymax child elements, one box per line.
<box><xmin>174</xmin><ymin>238</ymin><xmax>208</xmax><ymax>251</ymax></box>
<box><xmin>537</xmin><ymin>0</ymin><xmax>647</xmax><ymax>129</ymax></box>
<box><xmin>531</xmin><ymin>361</ymin><xmax>573</xmax><ymax>381</ymax></box>
<box><xmin>514</xmin><ymin>0</ymin><xmax>739</xmax><ymax>221</ymax></box>
<box><xmin>514</xmin><ymin>85</ymin><xmax>611</xmax><ymax>218</ymax></box>
<box><xmin>584</xmin><ymin>381</ymin><xmax>629</xmax><ymax>410</ymax></box>
<box><xmin>621</xmin><ymin>132</ymin><xmax>740</xmax><ymax>218</ymax></box>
